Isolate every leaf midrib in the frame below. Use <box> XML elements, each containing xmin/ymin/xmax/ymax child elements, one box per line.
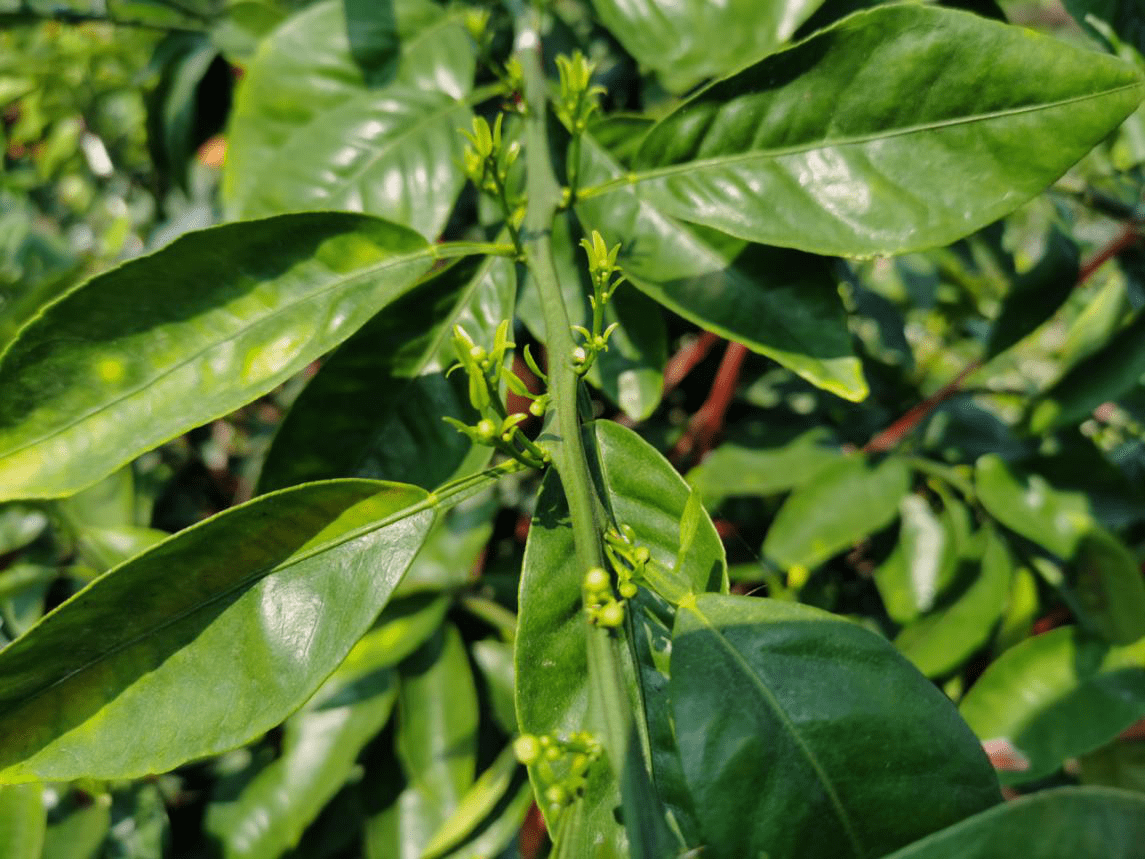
<box><xmin>0</xmin><ymin>245</ymin><xmax>437</xmax><ymax>461</ymax></box>
<box><xmin>609</xmin><ymin>83</ymin><xmax>1144</xmax><ymax>190</ymax></box>
<box><xmin>687</xmin><ymin>603</ymin><xmax>865</xmax><ymax>858</ymax></box>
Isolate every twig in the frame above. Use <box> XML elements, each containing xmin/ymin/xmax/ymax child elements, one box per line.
<box><xmin>670</xmin><ymin>341</ymin><xmax>747</xmax><ymax>465</ymax></box>
<box><xmin>663</xmin><ymin>330</ymin><xmax>721</xmax><ymax>395</ymax></box>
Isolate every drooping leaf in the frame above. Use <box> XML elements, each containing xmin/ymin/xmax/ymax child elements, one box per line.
<box><xmin>959</xmin><ymin>627</ymin><xmax>1145</xmax><ymax>785</ymax></box>
<box><xmin>0</xmin><ymin>213</ymin><xmax>435</xmax><ymax>502</ymax></box>
<box><xmin>606</xmin><ymin>5</ymin><xmax>1144</xmax><ymax>257</ymax></box>
<box><xmin>205</xmin><ymin>620</ymin><xmax>402</xmax><ymax>859</ymax></box>
<box><xmin>589</xmin><ymin>0</ymin><xmax>825</xmax><ymax>93</ymax></box>
<box><xmin>762</xmin><ymin>454</ymin><xmax>910</xmax><ymax>572</ymax></box>
<box><xmin>879</xmin><ymin>787</ymin><xmax>1145</xmax><ymax>859</ymax></box>
<box><xmin>1029</xmin><ymin>311</ymin><xmax>1145</xmax><ymax>433</ymax></box>
<box><xmin>0</xmin><ymin>480</ymin><xmax>435</xmax><ymax>783</ymax></box>
<box><xmin>576</xmin><ymin>135</ymin><xmax>867</xmax><ymax>401</ymax></box>
<box><xmin>224</xmin><ymin>0</ymin><xmax>475</xmax><ymax>236</ymax></box>
<box><xmin>670</xmin><ymin>593</ymin><xmax>1000</xmax><ymax>858</ymax></box>
<box><xmin>894</xmin><ymin>527</ymin><xmax>1012</xmax><ymax>678</ymax></box>
<box><xmin>257</xmin><ymin>255</ymin><xmax>515</xmax><ymax>493</ymax></box>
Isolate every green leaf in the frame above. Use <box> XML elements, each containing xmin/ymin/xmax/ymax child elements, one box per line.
<box><xmin>1080</xmin><ymin>740</ymin><xmax>1145</xmax><ymax>794</ymax></box>
<box><xmin>670</xmin><ymin>593</ymin><xmax>1000</xmax><ymax>858</ymax></box>
<box><xmin>894</xmin><ymin>527</ymin><xmax>1012</xmax><ymax>678</ymax></box>
<box><xmin>589</xmin><ymin>0</ymin><xmax>825</xmax><ymax>94</ymax></box>
<box><xmin>0</xmin><ymin>784</ymin><xmax>44</xmax><ymax>859</ymax></box>
<box><xmin>874</xmin><ymin>494</ymin><xmax>960</xmax><ymax>625</ymax></box>
<box><xmin>205</xmin><ymin>621</ymin><xmax>401</xmax><ymax>859</ymax></box>
<box><xmin>344</xmin><ymin>0</ymin><xmax>398</xmax><ymax>84</ymax></box>
<box><xmin>974</xmin><ymin>454</ymin><xmax>1092</xmax><ymax>558</ymax></box>
<box><xmin>257</xmin><ymin>255</ymin><xmax>514</xmax><ymax>493</ymax></box>
<box><xmin>879</xmin><ymin>787</ymin><xmax>1145</xmax><ymax>859</ymax></box>
<box><xmin>41</xmin><ymin>792</ymin><xmax>110</xmax><ymax>859</ymax></box>
<box><xmin>0</xmin><ymin>480</ymin><xmax>435</xmax><ymax>783</ymax></box>
<box><xmin>575</xmin><ymin>136</ymin><xmax>866</xmax><ymax>401</ymax></box>
<box><xmin>959</xmin><ymin>627</ymin><xmax>1145</xmax><ymax>785</ymax></box>
<box><xmin>0</xmin><ymin>505</ymin><xmax>48</xmax><ymax>555</ymax></box>
<box><xmin>1064</xmin><ymin>0</ymin><xmax>1145</xmax><ymax>55</ymax></box>
<box><xmin>516</xmin><ymin>421</ymin><xmax>726</xmax><ymax>850</ymax></box>
<box><xmin>421</xmin><ymin>745</ymin><xmax>532</xmax><ymax>859</ymax></box>
<box><xmin>1029</xmin><ymin>311</ymin><xmax>1145</xmax><ymax>433</ymax></box>
<box><xmin>1072</xmin><ymin>527</ymin><xmax>1145</xmax><ymax>645</ymax></box>
<box><xmin>144</xmin><ymin>33</ymin><xmax>220</xmax><ymax>191</ymax></box>
<box><xmin>686</xmin><ymin>426</ymin><xmax>843</xmax><ymax>507</ymax></box>
<box><xmin>594</xmin><ymin>286</ymin><xmax>667</xmax><ymax>422</ymax></box>
<box><xmin>762</xmin><ymin>454</ymin><xmax>910</xmax><ymax>572</ymax></box>
<box><xmin>0</xmin><ymin>213</ymin><xmax>434</xmax><ymax>502</ymax></box>
<box><xmin>224</xmin><ymin>0</ymin><xmax>475</xmax><ymax>237</ymax></box>
<box><xmin>613</xmin><ymin>5</ymin><xmax>1144</xmax><ymax>257</ymax></box>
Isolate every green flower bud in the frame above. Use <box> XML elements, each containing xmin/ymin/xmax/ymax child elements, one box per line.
<box><xmin>583</xmin><ymin>566</ymin><xmax>610</xmax><ymax>593</ymax></box>
<box><xmin>597</xmin><ymin>601</ymin><xmax>625</xmax><ymax>628</ymax></box>
<box><xmin>514</xmin><ymin>734</ymin><xmax>542</xmax><ymax>766</ymax></box>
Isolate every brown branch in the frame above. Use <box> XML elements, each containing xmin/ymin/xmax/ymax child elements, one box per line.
<box><xmin>670</xmin><ymin>341</ymin><xmax>748</xmax><ymax>465</ymax></box>
<box><xmin>861</xmin><ymin>224</ymin><xmax>1142</xmax><ymax>454</ymax></box>
<box><xmin>663</xmin><ymin>330</ymin><xmax>721</xmax><ymax>395</ymax></box>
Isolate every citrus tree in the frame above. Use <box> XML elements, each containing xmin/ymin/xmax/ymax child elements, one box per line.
<box><xmin>3</xmin><ymin>0</ymin><xmax>1145</xmax><ymax>856</ymax></box>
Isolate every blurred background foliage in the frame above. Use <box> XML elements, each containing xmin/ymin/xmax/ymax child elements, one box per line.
<box><xmin>3</xmin><ymin>0</ymin><xmax>1145</xmax><ymax>856</ymax></box>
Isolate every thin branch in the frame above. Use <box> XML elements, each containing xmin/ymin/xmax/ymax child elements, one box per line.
<box><xmin>670</xmin><ymin>341</ymin><xmax>748</xmax><ymax>465</ymax></box>
<box><xmin>663</xmin><ymin>330</ymin><xmax>721</xmax><ymax>396</ymax></box>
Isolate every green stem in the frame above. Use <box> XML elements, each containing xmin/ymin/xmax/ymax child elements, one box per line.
<box><xmin>433</xmin><ymin>240</ymin><xmax>518</xmax><ymax>260</ymax></box>
<box><xmin>515</xmin><ymin>7</ymin><xmax>631</xmax><ymax>787</ymax></box>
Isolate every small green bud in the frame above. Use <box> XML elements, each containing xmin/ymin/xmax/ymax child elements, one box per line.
<box><xmin>572</xmin><ymin>346</ymin><xmax>588</xmax><ymax>365</ymax></box>
<box><xmin>619</xmin><ymin>581</ymin><xmax>637</xmax><ymax>599</ymax></box>
<box><xmin>583</xmin><ymin>567</ymin><xmax>610</xmax><ymax>593</ymax></box>
<box><xmin>514</xmin><ymin>734</ymin><xmax>542</xmax><ymax>766</ymax></box>
<box><xmin>597</xmin><ymin>601</ymin><xmax>625</xmax><ymax>628</ymax></box>
<box><xmin>634</xmin><ymin>546</ymin><xmax>650</xmax><ymax>565</ymax></box>
<box><xmin>545</xmin><ymin>745</ymin><xmax>563</xmax><ymax>761</ymax></box>
<box><xmin>544</xmin><ymin>784</ymin><xmax>568</xmax><ymax>806</ymax></box>
<box><xmin>476</xmin><ymin>418</ymin><xmax>497</xmax><ymax>443</ymax></box>
<box><xmin>529</xmin><ymin>397</ymin><xmax>547</xmax><ymax>417</ymax></box>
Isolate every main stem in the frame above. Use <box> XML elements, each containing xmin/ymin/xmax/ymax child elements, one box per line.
<box><xmin>515</xmin><ymin>10</ymin><xmax>630</xmax><ymax>785</ymax></box>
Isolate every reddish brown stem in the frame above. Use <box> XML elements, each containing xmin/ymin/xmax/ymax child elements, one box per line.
<box><xmin>663</xmin><ymin>330</ymin><xmax>721</xmax><ymax>395</ymax></box>
<box><xmin>670</xmin><ymin>341</ymin><xmax>748</xmax><ymax>465</ymax></box>
<box><xmin>861</xmin><ymin>223</ymin><xmax>1141</xmax><ymax>454</ymax></box>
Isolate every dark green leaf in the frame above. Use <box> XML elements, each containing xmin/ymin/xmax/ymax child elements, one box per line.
<box><xmin>1064</xmin><ymin>0</ymin><xmax>1145</xmax><ymax>55</ymax></box>
<box><xmin>344</xmin><ymin>0</ymin><xmax>398</xmax><ymax>84</ymax></box>
<box><xmin>1072</xmin><ymin>528</ymin><xmax>1145</xmax><ymax>645</ymax></box>
<box><xmin>879</xmin><ymin>787</ymin><xmax>1145</xmax><ymax>859</ymax></box>
<box><xmin>0</xmin><ymin>213</ymin><xmax>434</xmax><ymax>501</ymax></box>
<box><xmin>589</xmin><ymin>0</ymin><xmax>825</xmax><ymax>93</ymax></box>
<box><xmin>257</xmin><ymin>256</ymin><xmax>514</xmax><ymax>493</ymax></box>
<box><xmin>576</xmin><ymin>136</ymin><xmax>866</xmax><ymax>401</ymax></box>
<box><xmin>671</xmin><ymin>593</ymin><xmax>1000</xmax><ymax>858</ymax></box>
<box><xmin>617</xmin><ymin>5</ymin><xmax>1144</xmax><ymax>256</ymax></box>
<box><xmin>959</xmin><ymin>627</ymin><xmax>1145</xmax><ymax>785</ymax></box>
<box><xmin>1080</xmin><ymin>740</ymin><xmax>1145</xmax><ymax>794</ymax></box>
<box><xmin>224</xmin><ymin>0</ymin><xmax>475</xmax><ymax>237</ymax></box>
<box><xmin>0</xmin><ymin>480</ymin><xmax>435</xmax><ymax>782</ymax></box>
<box><xmin>762</xmin><ymin>454</ymin><xmax>910</xmax><ymax>572</ymax></box>
<box><xmin>144</xmin><ymin>33</ymin><xmax>220</xmax><ymax>191</ymax></box>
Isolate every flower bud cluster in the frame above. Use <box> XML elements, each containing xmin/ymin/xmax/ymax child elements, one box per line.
<box><xmin>554</xmin><ymin>51</ymin><xmax>605</xmax><ymax>136</ymax></box>
<box><xmin>461</xmin><ymin>114</ymin><xmax>524</xmax><ymax>248</ymax></box>
<box><xmin>571</xmin><ymin>231</ymin><xmax>626</xmax><ymax>375</ymax></box>
<box><xmin>604</xmin><ymin>524</ymin><xmax>649</xmax><ymax>600</ymax></box>
<box><xmin>443</xmin><ymin>320</ymin><xmax>550</xmax><ymax>469</ymax></box>
<box><xmin>513</xmin><ymin>730</ymin><xmax>603</xmax><ymax>819</ymax></box>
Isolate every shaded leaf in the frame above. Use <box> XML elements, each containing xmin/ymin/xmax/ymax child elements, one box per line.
<box><xmin>875</xmin><ymin>494</ymin><xmax>959</xmax><ymax>625</ymax></box>
<box><xmin>0</xmin><ymin>784</ymin><xmax>44</xmax><ymax>859</ymax></box>
<box><xmin>1072</xmin><ymin>527</ymin><xmax>1145</xmax><ymax>645</ymax></box>
<box><xmin>0</xmin><ymin>213</ymin><xmax>435</xmax><ymax>502</ymax></box>
<box><xmin>576</xmin><ymin>135</ymin><xmax>866</xmax><ymax>400</ymax></box>
<box><xmin>258</xmin><ymin>255</ymin><xmax>514</xmax><ymax>493</ymax></box>
<box><xmin>959</xmin><ymin>627</ymin><xmax>1145</xmax><ymax>785</ymax></box>
<box><xmin>0</xmin><ymin>480</ymin><xmax>435</xmax><ymax>783</ymax></box>
<box><xmin>880</xmin><ymin>787</ymin><xmax>1145</xmax><ymax>859</ymax></box>
<box><xmin>671</xmin><ymin>593</ymin><xmax>1000</xmax><ymax>858</ymax></box>
<box><xmin>616</xmin><ymin>5</ymin><xmax>1144</xmax><ymax>256</ymax></box>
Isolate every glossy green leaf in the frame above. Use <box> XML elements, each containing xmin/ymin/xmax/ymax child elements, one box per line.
<box><xmin>395</xmin><ymin>491</ymin><xmax>498</xmax><ymax>597</ymax></box>
<box><xmin>0</xmin><ymin>213</ymin><xmax>434</xmax><ymax>502</ymax></box>
<box><xmin>258</xmin><ymin>255</ymin><xmax>514</xmax><ymax>493</ymax></box>
<box><xmin>894</xmin><ymin>528</ymin><xmax>1012</xmax><ymax>677</ymax></box>
<box><xmin>974</xmin><ymin>454</ymin><xmax>1092</xmax><ymax>558</ymax></box>
<box><xmin>106</xmin><ymin>783</ymin><xmax>170</xmax><ymax>859</ymax></box>
<box><xmin>1030</xmin><ymin>311</ymin><xmax>1145</xmax><ymax>433</ymax></box>
<box><xmin>516</xmin><ymin>421</ymin><xmax>726</xmax><ymax>851</ymax></box>
<box><xmin>611</xmin><ymin>5</ymin><xmax>1144</xmax><ymax>257</ymax></box>
<box><xmin>959</xmin><ymin>627</ymin><xmax>1145</xmax><ymax>785</ymax></box>
<box><xmin>590</xmin><ymin>0</ymin><xmax>825</xmax><ymax>93</ymax></box>
<box><xmin>72</xmin><ymin>526</ymin><xmax>168</xmax><ymax>573</ymax></box>
<box><xmin>576</xmin><ymin>136</ymin><xmax>866</xmax><ymax>401</ymax></box>
<box><xmin>205</xmin><ymin>621</ymin><xmax>401</xmax><ymax>859</ymax></box>
<box><xmin>0</xmin><ymin>505</ymin><xmax>47</xmax><ymax>555</ymax></box>
<box><xmin>144</xmin><ymin>33</ymin><xmax>219</xmax><ymax>191</ymax></box>
<box><xmin>762</xmin><ymin>454</ymin><xmax>910</xmax><ymax>572</ymax></box>
<box><xmin>670</xmin><ymin>593</ymin><xmax>1000</xmax><ymax>858</ymax></box>
<box><xmin>422</xmin><ymin>745</ymin><xmax>532</xmax><ymax>859</ymax></box>
<box><xmin>344</xmin><ymin>0</ymin><xmax>398</xmax><ymax>83</ymax></box>
<box><xmin>0</xmin><ymin>784</ymin><xmax>44</xmax><ymax>859</ymax></box>
<box><xmin>686</xmin><ymin>426</ymin><xmax>843</xmax><ymax>506</ymax></box>
<box><xmin>1064</xmin><ymin>0</ymin><xmax>1145</xmax><ymax>55</ymax></box>
<box><xmin>0</xmin><ymin>479</ymin><xmax>435</xmax><ymax>783</ymax></box>
<box><xmin>470</xmin><ymin>639</ymin><xmax>516</xmax><ymax>735</ymax></box>
<box><xmin>1072</xmin><ymin>527</ymin><xmax>1145</xmax><ymax>645</ymax></box>
<box><xmin>224</xmin><ymin>0</ymin><xmax>475</xmax><ymax>237</ymax></box>
<box><xmin>879</xmin><ymin>787</ymin><xmax>1145</xmax><ymax>859</ymax></box>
